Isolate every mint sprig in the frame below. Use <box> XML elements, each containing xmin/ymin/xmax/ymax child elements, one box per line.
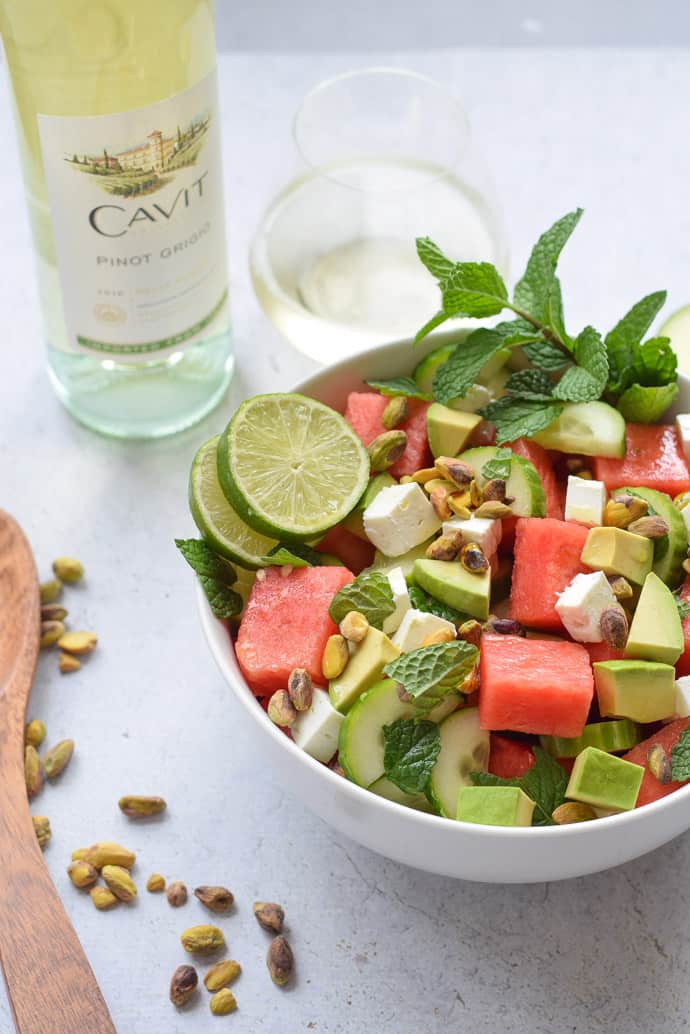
<box><xmin>407</xmin><ymin>585</ymin><xmax>471</xmax><ymax>625</ymax></box>
<box><xmin>470</xmin><ymin>747</ymin><xmax>567</xmax><ymax>826</ymax></box>
<box><xmin>175</xmin><ymin>538</ymin><xmax>243</xmax><ymax>620</ymax></box>
<box><xmin>670</xmin><ymin>728</ymin><xmax>690</xmax><ymax>782</ymax></box>
<box><xmin>383</xmin><ymin>640</ymin><xmax>478</xmax><ymax>699</ymax></box>
<box><xmin>481</xmin><ymin>446</ymin><xmax>513</xmax><ymax>480</ymax></box>
<box><xmin>365</xmin><ymin>376</ymin><xmax>430</xmax><ymax>400</ymax></box>
<box><xmin>262</xmin><ymin>542</ymin><xmax>321</xmax><ymax>568</ymax></box>
<box><xmin>328</xmin><ymin>571</ymin><xmax>395</xmax><ymax>630</ymax></box>
<box><xmin>383</xmin><ymin>718</ymin><xmax>441</xmax><ymax>794</ymax></box>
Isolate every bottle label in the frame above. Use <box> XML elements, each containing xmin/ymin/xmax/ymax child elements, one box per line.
<box><xmin>37</xmin><ymin>71</ymin><xmax>228</xmax><ymax>361</ymax></box>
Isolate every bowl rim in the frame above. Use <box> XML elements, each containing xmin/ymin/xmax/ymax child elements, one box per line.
<box><xmin>197</xmin><ymin>337</ymin><xmax>690</xmax><ymax>838</ymax></box>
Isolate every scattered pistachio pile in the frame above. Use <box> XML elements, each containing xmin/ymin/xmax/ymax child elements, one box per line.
<box><xmin>26</xmin><ymin>716</ymin><xmax>74</xmax><ymax>850</ymax></box>
<box><xmin>39</xmin><ymin>556</ymin><xmax>97</xmax><ymax>673</ymax></box>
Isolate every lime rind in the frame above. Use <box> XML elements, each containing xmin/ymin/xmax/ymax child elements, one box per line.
<box><xmin>189</xmin><ymin>436</ymin><xmax>278</xmax><ymax>569</ymax></box>
<box><xmin>218</xmin><ymin>393</ymin><xmax>370</xmax><ymax>541</ymax></box>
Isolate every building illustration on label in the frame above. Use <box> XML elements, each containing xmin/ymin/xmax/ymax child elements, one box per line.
<box><xmin>64</xmin><ymin>111</ymin><xmax>210</xmax><ymax>198</ymax></box>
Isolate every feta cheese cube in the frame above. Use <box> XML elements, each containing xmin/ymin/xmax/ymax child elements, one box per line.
<box><xmin>675</xmin><ymin>676</ymin><xmax>690</xmax><ymax>718</ymax></box>
<box><xmin>442</xmin><ymin>515</ymin><xmax>502</xmax><ymax>558</ymax></box>
<box><xmin>564</xmin><ymin>475</ymin><xmax>607</xmax><ymax>527</ymax></box>
<box><xmin>676</xmin><ymin>414</ymin><xmax>690</xmax><ymax>462</ymax></box>
<box><xmin>391</xmin><ymin>608</ymin><xmax>456</xmax><ymax>653</ymax></box>
<box><xmin>554</xmin><ymin>571</ymin><xmax>619</xmax><ymax>643</ymax></box>
<box><xmin>363</xmin><ymin>483</ymin><xmax>441</xmax><ymax>557</ymax></box>
<box><xmin>291</xmin><ymin>687</ymin><xmax>344</xmax><ymax>763</ymax></box>
<box><xmin>383</xmin><ymin>566</ymin><xmax>411</xmax><ymax>635</ymax></box>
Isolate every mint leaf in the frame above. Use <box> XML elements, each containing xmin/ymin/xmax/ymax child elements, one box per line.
<box><xmin>544</xmin><ymin>276</ymin><xmax>571</xmax><ymax>347</ymax></box>
<box><xmin>415</xmin><ymin>310</ymin><xmax>449</xmax><ymax>344</ymax></box>
<box><xmin>407</xmin><ymin>585</ymin><xmax>471</xmax><ymax>625</ymax></box>
<box><xmin>631</xmin><ymin>336</ymin><xmax>677</xmax><ymax>387</ymax></box>
<box><xmin>262</xmin><ymin>542</ymin><xmax>321</xmax><ymax>567</ymax></box>
<box><xmin>383</xmin><ymin>718</ymin><xmax>441</xmax><ymax>794</ymax></box>
<box><xmin>553</xmin><ymin>326</ymin><xmax>608</xmax><ymax>403</ymax></box>
<box><xmin>522</xmin><ymin>339</ymin><xmax>569</xmax><ymax>371</ymax></box>
<box><xmin>505</xmin><ymin>369</ymin><xmax>553</xmax><ymax>399</ymax></box>
<box><xmin>670</xmin><ymin>728</ymin><xmax>690</xmax><ymax>782</ymax></box>
<box><xmin>493</xmin><ymin>319</ymin><xmax>544</xmax><ymax>347</ymax></box>
<box><xmin>383</xmin><ymin>640</ymin><xmax>478</xmax><ymax>698</ymax></box>
<box><xmin>513</xmin><ymin>209</ymin><xmax>583</xmax><ymax>327</ymax></box>
<box><xmin>366</xmin><ymin>376</ymin><xmax>430</xmax><ymax>400</ymax></box>
<box><xmin>328</xmin><ymin>571</ymin><xmax>395</xmax><ymax>630</ymax></box>
<box><xmin>471</xmin><ymin>746</ymin><xmax>567</xmax><ymax>825</ymax></box>
<box><xmin>605</xmin><ymin>291</ymin><xmax>667</xmax><ymax>393</ymax></box>
<box><xmin>416</xmin><ymin>237</ymin><xmax>455</xmax><ymax>280</ymax></box>
<box><xmin>617</xmin><ymin>382</ymin><xmax>679</xmax><ymax>423</ymax></box>
<box><xmin>481</xmin><ymin>446</ymin><xmax>513</xmax><ymax>480</ymax></box>
<box><xmin>441</xmin><ymin>262</ymin><xmax>509</xmax><ymax>319</ymax></box>
<box><xmin>432</xmin><ymin>327</ymin><xmax>508</xmax><ymax>405</ymax></box>
<box><xmin>674</xmin><ymin>592</ymin><xmax>690</xmax><ymax>622</ymax></box>
<box><xmin>175</xmin><ymin>538</ymin><xmax>242</xmax><ymax>620</ymax></box>
<box><xmin>481</xmin><ymin>397</ymin><xmax>564</xmax><ymax>445</ymax></box>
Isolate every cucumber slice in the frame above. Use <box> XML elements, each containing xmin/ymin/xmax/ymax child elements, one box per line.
<box><xmin>413</xmin><ymin>343</ymin><xmax>456</xmax><ymax>395</ymax></box>
<box><xmin>614</xmin><ymin>486</ymin><xmax>689</xmax><ymax>588</ymax></box>
<box><xmin>426</xmin><ymin>708</ymin><xmax>490</xmax><ymax>818</ymax></box>
<box><xmin>338</xmin><ymin>679</ymin><xmax>460</xmax><ymax>788</ymax></box>
<box><xmin>414</xmin><ymin>340</ymin><xmax>510</xmax><ymax>404</ymax></box>
<box><xmin>458</xmin><ymin>446</ymin><xmax>546</xmax><ymax>517</ymax></box>
<box><xmin>368</xmin><ymin>776</ymin><xmax>434</xmax><ymax>812</ymax></box>
<box><xmin>532</xmin><ymin>401</ymin><xmax>626</xmax><ymax>458</ymax></box>
<box><xmin>540</xmin><ymin>719</ymin><xmax>641</xmax><ymax>758</ymax></box>
<box><xmin>659</xmin><ymin>304</ymin><xmax>690</xmax><ymax>371</ymax></box>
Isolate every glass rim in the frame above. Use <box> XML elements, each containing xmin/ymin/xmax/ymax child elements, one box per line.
<box><xmin>292</xmin><ymin>66</ymin><xmax>471</xmax><ymax>184</ymax></box>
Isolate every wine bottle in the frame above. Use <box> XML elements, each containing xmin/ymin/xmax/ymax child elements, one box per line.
<box><xmin>0</xmin><ymin>0</ymin><xmax>233</xmax><ymax>438</ymax></box>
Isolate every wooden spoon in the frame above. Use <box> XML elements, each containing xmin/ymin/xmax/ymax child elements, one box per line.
<box><xmin>0</xmin><ymin>510</ymin><xmax>116</xmax><ymax>1033</ymax></box>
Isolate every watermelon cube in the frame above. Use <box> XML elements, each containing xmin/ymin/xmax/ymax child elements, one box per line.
<box><xmin>593</xmin><ymin>424</ymin><xmax>690</xmax><ymax>497</ymax></box>
<box><xmin>343</xmin><ymin>392</ymin><xmax>432</xmax><ymax>478</ymax></box>
<box><xmin>235</xmin><ymin>566</ymin><xmax>353</xmax><ymax>694</ymax></box>
<box><xmin>623</xmin><ymin>718</ymin><xmax>690</xmax><ymax>807</ymax></box>
<box><xmin>675</xmin><ymin>577</ymin><xmax>690</xmax><ymax>677</ymax></box>
<box><xmin>510</xmin><ymin>438</ymin><xmax>565</xmax><ymax>519</ymax></box>
<box><xmin>479</xmin><ymin>634</ymin><xmax>594</xmax><ymax>737</ymax></box>
<box><xmin>315</xmin><ymin>525</ymin><xmax>374</xmax><ymax>575</ymax></box>
<box><xmin>488</xmin><ymin>734</ymin><xmax>536</xmax><ymax>778</ymax></box>
<box><xmin>585</xmin><ymin>642</ymin><xmax>626</xmax><ymax>665</ymax></box>
<box><xmin>510</xmin><ymin>518</ymin><xmax>590</xmax><ymax>631</ymax></box>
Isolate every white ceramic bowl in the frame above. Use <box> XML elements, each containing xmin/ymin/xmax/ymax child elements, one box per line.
<box><xmin>197</xmin><ymin>338</ymin><xmax>690</xmax><ymax>883</ymax></box>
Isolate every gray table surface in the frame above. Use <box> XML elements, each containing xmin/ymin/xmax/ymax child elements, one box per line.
<box><xmin>3</xmin><ymin>47</ymin><xmax>690</xmax><ymax>1034</ymax></box>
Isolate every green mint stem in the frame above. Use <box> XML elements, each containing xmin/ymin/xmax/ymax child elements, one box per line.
<box><xmin>505</xmin><ymin>302</ymin><xmax>570</xmax><ymax>354</ymax></box>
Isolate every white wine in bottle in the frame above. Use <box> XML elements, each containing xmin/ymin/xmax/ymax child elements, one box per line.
<box><xmin>0</xmin><ymin>0</ymin><xmax>233</xmax><ymax>438</ymax></box>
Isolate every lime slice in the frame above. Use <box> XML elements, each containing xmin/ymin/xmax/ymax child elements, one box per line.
<box><xmin>189</xmin><ymin>436</ymin><xmax>278</xmax><ymax>569</ymax></box>
<box><xmin>218</xmin><ymin>393</ymin><xmax>370</xmax><ymax>540</ymax></box>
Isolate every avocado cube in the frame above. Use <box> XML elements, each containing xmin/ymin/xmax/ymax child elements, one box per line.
<box><xmin>565</xmin><ymin>746</ymin><xmax>644</xmax><ymax>811</ymax></box>
<box><xmin>456</xmin><ymin>786</ymin><xmax>535</xmax><ymax>827</ymax></box>
<box><xmin>580</xmin><ymin>527</ymin><xmax>653</xmax><ymax>585</ymax></box>
<box><xmin>426</xmin><ymin>403</ymin><xmax>482</xmax><ymax>459</ymax></box>
<box><xmin>594</xmin><ymin>659</ymin><xmax>676</xmax><ymax>723</ymax></box>
<box><xmin>342</xmin><ymin>472</ymin><xmax>396</xmax><ymax>541</ymax></box>
<box><xmin>413</xmin><ymin>558</ymin><xmax>490</xmax><ymax>621</ymax></box>
<box><xmin>624</xmin><ymin>571</ymin><xmax>684</xmax><ymax>665</ymax></box>
<box><xmin>329</xmin><ymin>627</ymin><xmax>400</xmax><ymax>714</ymax></box>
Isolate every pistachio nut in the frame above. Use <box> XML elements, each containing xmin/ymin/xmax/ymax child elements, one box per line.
<box><xmin>287</xmin><ymin>667</ymin><xmax>314</xmax><ymax>710</ymax></box>
<box><xmin>146</xmin><ymin>873</ymin><xmax>166</xmax><ymax>893</ymax></box>
<box><xmin>40</xmin><ymin>604</ymin><xmax>68</xmax><ymax>623</ymax></box>
<box><xmin>459</xmin><ymin>542</ymin><xmax>489</xmax><ymax>574</ymax></box>
<box><xmin>71</xmin><ymin>847</ymin><xmax>88</xmax><ymax>861</ymax></box>
<box><xmin>552</xmin><ymin>802</ymin><xmax>598</xmax><ymax>824</ymax></box>
<box><xmin>469</xmin><ymin>479</ymin><xmax>483</xmax><ymax>509</ymax></box>
<box><xmin>458</xmin><ymin>620</ymin><xmax>483</xmax><ymax>647</ymax></box>
<box><xmin>170</xmin><ymin>964</ymin><xmax>198</xmax><ymax>1008</ymax></box>
<box><xmin>40</xmin><ymin>620</ymin><xmax>65</xmax><ymax>649</ymax></box>
<box><xmin>422</xmin><ymin>477</ymin><xmax>456</xmax><ymax>497</ymax></box>
<box><xmin>473</xmin><ymin>500</ymin><xmax>513</xmax><ymax>519</ymax></box>
<box><xmin>607</xmin><ymin>575</ymin><xmax>633</xmax><ymax>601</ymax></box>
<box><xmin>565</xmin><ymin>457</ymin><xmax>588</xmax><ymax>474</ymax></box>
<box><xmin>194</xmin><ymin>885</ymin><xmax>234</xmax><ymax>914</ymax></box>
<box><xmin>321</xmin><ymin>634</ymin><xmax>349</xmax><ymax>680</ymax></box>
<box><xmin>647</xmin><ymin>743</ymin><xmax>672</xmax><ymax>784</ymax></box>
<box><xmin>59</xmin><ymin>652</ymin><xmax>81</xmax><ymax>674</ymax></box>
<box><xmin>68</xmin><ymin>860</ymin><xmax>99</xmax><ymax>889</ymax></box>
<box><xmin>447</xmin><ymin>495</ymin><xmax>472</xmax><ymax>519</ymax></box>
<box><xmin>429</xmin><ymin>485</ymin><xmax>451</xmax><ymax>521</ymax></box>
<box><xmin>167</xmin><ymin>880</ymin><xmax>188</xmax><ymax>907</ymax></box>
<box><xmin>338</xmin><ymin>611</ymin><xmax>369</xmax><ymax>645</ymax></box>
<box><xmin>102</xmin><ymin>864</ymin><xmax>137</xmax><ymax>902</ymax></box>
<box><xmin>57</xmin><ymin>630</ymin><xmax>98</xmax><ymax>655</ymax></box>
<box><xmin>25</xmin><ymin>719</ymin><xmax>46</xmax><ymax>749</ymax></box>
<box><xmin>180</xmin><ymin>925</ymin><xmax>226</xmax><ymax>955</ymax></box>
<box><xmin>43</xmin><ymin>739</ymin><xmax>74</xmax><ymax>780</ymax></box>
<box><xmin>267</xmin><ymin>935</ymin><xmax>294</xmax><ymax>986</ymax></box>
<box><xmin>483</xmin><ymin>478</ymin><xmax>508</xmax><ymax>502</ymax></box>
<box><xmin>396</xmin><ymin>682</ymin><xmax>413</xmax><ymax>704</ymax></box>
<box><xmin>421</xmin><ymin>627</ymin><xmax>456</xmax><ymax>647</ymax></box>
<box><xmin>381</xmin><ymin>395</ymin><xmax>409</xmax><ymax>430</ymax></box>
<box><xmin>84</xmin><ymin>841</ymin><xmax>136</xmax><ymax>870</ymax></box>
<box><xmin>25</xmin><ymin>745</ymin><xmax>43</xmax><ymax>799</ymax></box>
<box><xmin>90</xmin><ymin>886</ymin><xmax>118</xmax><ymax>911</ymax></box>
<box><xmin>39</xmin><ymin>578</ymin><xmax>62</xmax><ymax>604</ymax></box>
<box><xmin>486</xmin><ymin>618</ymin><xmax>526</xmax><ymax>637</ymax></box>
<box><xmin>367</xmin><ymin>430</ymin><xmax>407</xmax><ymax>472</ymax></box>
<box><xmin>434</xmin><ymin>457</ymin><xmax>474</xmax><ymax>487</ymax></box>
<box><xmin>52</xmin><ymin>557</ymin><xmax>84</xmax><ymax>583</ymax></box>
<box><xmin>209</xmin><ymin>989</ymin><xmax>237</xmax><ymax>1016</ymax></box>
<box><xmin>627</xmin><ymin>515</ymin><xmax>670</xmax><ymax>539</ymax></box>
<box><xmin>253</xmin><ymin>901</ymin><xmax>285</xmax><ymax>934</ymax></box>
<box><xmin>425</xmin><ymin>531</ymin><xmax>464</xmax><ymax>562</ymax></box>
<box><xmin>118</xmin><ymin>794</ymin><xmax>167</xmax><ymax>818</ymax></box>
<box><xmin>603</xmin><ymin>494</ymin><xmax>649</xmax><ymax>529</ymax></box>
<box><xmin>204</xmin><ymin>960</ymin><xmax>241</xmax><ymax>992</ymax></box>
<box><xmin>599</xmin><ymin>607</ymin><xmax>629</xmax><ymax>650</ymax></box>
<box><xmin>32</xmin><ymin>815</ymin><xmax>51</xmax><ymax>850</ymax></box>
<box><xmin>410</xmin><ymin>466</ymin><xmax>442</xmax><ymax>484</ymax></box>
<box><xmin>267</xmin><ymin>689</ymin><xmax>297</xmax><ymax>727</ymax></box>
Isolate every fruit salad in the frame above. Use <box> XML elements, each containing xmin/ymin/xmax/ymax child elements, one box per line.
<box><xmin>178</xmin><ymin>210</ymin><xmax>690</xmax><ymax>828</ymax></box>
